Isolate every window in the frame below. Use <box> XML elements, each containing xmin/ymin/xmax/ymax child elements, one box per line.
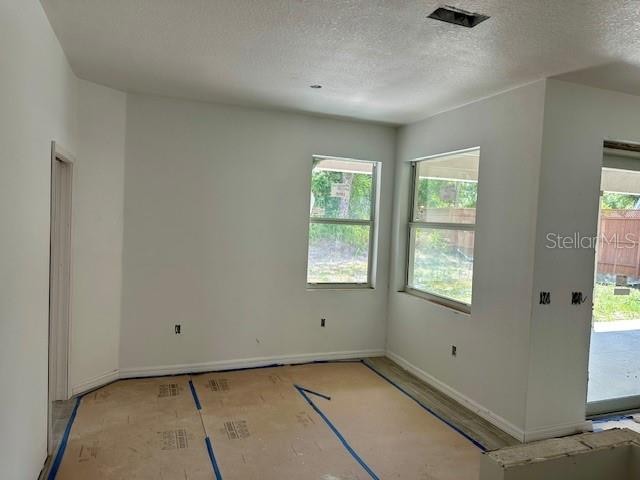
<box><xmin>307</xmin><ymin>156</ymin><xmax>379</xmax><ymax>287</ymax></box>
<box><xmin>406</xmin><ymin>148</ymin><xmax>479</xmax><ymax>310</ymax></box>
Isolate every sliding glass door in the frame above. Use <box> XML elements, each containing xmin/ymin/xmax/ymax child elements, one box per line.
<box><xmin>588</xmin><ymin>155</ymin><xmax>640</xmax><ymax>415</ymax></box>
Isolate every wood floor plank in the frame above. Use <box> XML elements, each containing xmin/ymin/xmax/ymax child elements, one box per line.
<box><xmin>364</xmin><ymin>357</ymin><xmax>519</xmax><ymax>451</ymax></box>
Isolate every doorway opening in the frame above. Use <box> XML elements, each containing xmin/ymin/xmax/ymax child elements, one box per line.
<box><xmin>588</xmin><ymin>142</ymin><xmax>640</xmax><ymax>416</ymax></box>
<box><xmin>48</xmin><ymin>141</ymin><xmax>74</xmax><ymax>455</ymax></box>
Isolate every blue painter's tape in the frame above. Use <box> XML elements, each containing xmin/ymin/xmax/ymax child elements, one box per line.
<box><xmin>189</xmin><ymin>380</ymin><xmax>202</xmax><ymax>410</ymax></box>
<box><xmin>593</xmin><ymin>415</ymin><xmax>632</xmax><ymax>423</ymax></box>
<box><xmin>205</xmin><ymin>436</ymin><xmax>223</xmax><ymax>480</ymax></box>
<box><xmin>308</xmin><ymin>359</ymin><xmax>363</xmax><ymax>365</ymax></box>
<box><xmin>120</xmin><ymin>363</ymin><xmax>285</xmax><ymax>382</ymax></box>
<box><xmin>45</xmin><ymin>359</ymin><xmax>364</xmax><ymax>479</ymax></box>
<box><xmin>120</xmin><ymin>358</ymin><xmax>364</xmax><ymax>382</ymax></box>
<box><xmin>47</xmin><ymin>396</ymin><xmax>82</xmax><ymax>480</ymax></box>
<box><xmin>294</xmin><ymin>385</ymin><xmax>331</xmax><ymax>401</ymax></box>
<box><xmin>295</xmin><ymin>385</ymin><xmax>380</xmax><ymax>480</ymax></box>
<box><xmin>206</xmin><ymin>363</ymin><xmax>284</xmax><ymax>373</ymax></box>
<box><xmin>360</xmin><ymin>361</ymin><xmax>488</xmax><ymax>451</ymax></box>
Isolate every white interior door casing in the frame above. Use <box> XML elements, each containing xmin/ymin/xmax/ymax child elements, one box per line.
<box><xmin>49</xmin><ymin>142</ymin><xmax>74</xmax><ymax>402</ymax></box>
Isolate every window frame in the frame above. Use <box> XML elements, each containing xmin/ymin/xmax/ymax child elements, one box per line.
<box><xmin>404</xmin><ymin>148</ymin><xmax>479</xmax><ymax>313</ymax></box>
<box><xmin>306</xmin><ymin>155</ymin><xmax>380</xmax><ymax>289</ymax></box>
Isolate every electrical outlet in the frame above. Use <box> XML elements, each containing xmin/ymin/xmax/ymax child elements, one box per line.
<box><xmin>451</xmin><ymin>345</ymin><xmax>457</xmax><ymax>357</ymax></box>
<box><xmin>320</xmin><ymin>318</ymin><xmax>326</xmax><ymax>327</ymax></box>
<box><xmin>175</xmin><ymin>324</ymin><xmax>181</xmax><ymax>334</ymax></box>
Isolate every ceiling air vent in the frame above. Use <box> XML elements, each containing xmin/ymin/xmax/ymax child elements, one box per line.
<box><xmin>428</xmin><ymin>5</ymin><xmax>489</xmax><ymax>28</ymax></box>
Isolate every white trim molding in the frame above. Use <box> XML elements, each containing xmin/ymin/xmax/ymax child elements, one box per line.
<box><xmin>52</xmin><ymin>140</ymin><xmax>76</xmax><ymax>165</ymax></box>
<box><xmin>522</xmin><ymin>420</ymin><xmax>593</xmax><ymax>443</ymax></box>
<box><xmin>71</xmin><ymin>370</ymin><xmax>120</xmax><ymax>396</ymax></box>
<box><xmin>68</xmin><ymin>349</ymin><xmax>592</xmax><ymax>445</ymax></box>
<box><xmin>119</xmin><ymin>349</ymin><xmax>385</xmax><ymax>379</ymax></box>
<box><xmin>49</xmin><ymin>141</ymin><xmax>76</xmax><ymax>403</ymax></box>
<box><xmin>68</xmin><ymin>350</ymin><xmax>384</xmax><ymax>397</ymax></box>
<box><xmin>386</xmin><ymin>350</ymin><xmax>526</xmax><ymax>441</ymax></box>
<box><xmin>386</xmin><ymin>350</ymin><xmax>594</xmax><ymax>443</ymax></box>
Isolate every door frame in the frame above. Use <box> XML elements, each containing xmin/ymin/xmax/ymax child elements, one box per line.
<box><xmin>587</xmin><ymin>143</ymin><xmax>640</xmax><ymax>417</ymax></box>
<box><xmin>48</xmin><ymin>141</ymin><xmax>75</xmax><ymax>453</ymax></box>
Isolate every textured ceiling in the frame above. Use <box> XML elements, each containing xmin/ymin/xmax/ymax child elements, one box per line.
<box><xmin>553</xmin><ymin>61</ymin><xmax>640</xmax><ymax>98</ymax></box>
<box><xmin>41</xmin><ymin>0</ymin><xmax>640</xmax><ymax>124</ymax></box>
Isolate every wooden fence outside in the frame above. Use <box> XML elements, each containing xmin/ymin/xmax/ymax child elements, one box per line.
<box><xmin>420</xmin><ymin>207</ymin><xmax>640</xmax><ymax>278</ymax></box>
<box><xmin>598</xmin><ymin>209</ymin><xmax>640</xmax><ymax>278</ymax></box>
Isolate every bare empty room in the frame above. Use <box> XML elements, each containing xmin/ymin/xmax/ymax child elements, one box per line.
<box><xmin>4</xmin><ymin>1</ymin><xmax>640</xmax><ymax>479</ymax></box>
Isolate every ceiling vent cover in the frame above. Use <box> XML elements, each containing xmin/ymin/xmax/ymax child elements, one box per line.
<box><xmin>428</xmin><ymin>5</ymin><xmax>489</xmax><ymax>28</ymax></box>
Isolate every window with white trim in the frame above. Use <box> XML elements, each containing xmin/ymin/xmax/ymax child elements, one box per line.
<box><xmin>406</xmin><ymin>148</ymin><xmax>479</xmax><ymax>310</ymax></box>
<box><xmin>307</xmin><ymin>156</ymin><xmax>379</xmax><ymax>287</ymax></box>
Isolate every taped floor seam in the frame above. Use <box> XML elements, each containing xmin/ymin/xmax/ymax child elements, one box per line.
<box><xmin>294</xmin><ymin>384</ymin><xmax>381</xmax><ymax>480</ymax></box>
<box><xmin>360</xmin><ymin>360</ymin><xmax>488</xmax><ymax>451</ymax></box>
<box><xmin>46</xmin><ymin>396</ymin><xmax>82</xmax><ymax>480</ymax></box>
<box><xmin>189</xmin><ymin>375</ymin><xmax>223</xmax><ymax>480</ymax></box>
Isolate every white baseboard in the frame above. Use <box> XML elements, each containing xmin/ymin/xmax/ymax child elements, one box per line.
<box><xmin>119</xmin><ymin>349</ymin><xmax>385</xmax><ymax>379</ymax></box>
<box><xmin>385</xmin><ymin>350</ymin><xmax>595</xmax><ymax>443</ymax></box>
<box><xmin>69</xmin><ymin>350</ymin><xmax>589</xmax><ymax>444</ymax></box>
<box><xmin>523</xmin><ymin>420</ymin><xmax>593</xmax><ymax>443</ymax></box>
<box><xmin>385</xmin><ymin>350</ymin><xmax>526</xmax><ymax>442</ymax></box>
<box><xmin>71</xmin><ymin>369</ymin><xmax>120</xmax><ymax>396</ymax></box>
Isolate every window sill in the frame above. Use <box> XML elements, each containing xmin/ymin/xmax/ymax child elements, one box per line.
<box><xmin>402</xmin><ymin>288</ymin><xmax>471</xmax><ymax>315</ymax></box>
<box><xmin>307</xmin><ymin>283</ymin><xmax>374</xmax><ymax>291</ymax></box>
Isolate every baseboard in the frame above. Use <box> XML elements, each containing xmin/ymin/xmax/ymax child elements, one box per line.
<box><xmin>70</xmin><ymin>350</ymin><xmax>589</xmax><ymax>444</ymax></box>
<box><xmin>71</xmin><ymin>369</ymin><xmax>120</xmax><ymax>396</ymax></box>
<box><xmin>522</xmin><ymin>420</ymin><xmax>593</xmax><ymax>443</ymax></box>
<box><xmin>385</xmin><ymin>350</ymin><xmax>526</xmax><ymax>442</ymax></box>
<box><xmin>119</xmin><ymin>349</ymin><xmax>385</xmax><ymax>379</ymax></box>
<box><xmin>385</xmin><ymin>350</ymin><xmax>597</xmax><ymax>443</ymax></box>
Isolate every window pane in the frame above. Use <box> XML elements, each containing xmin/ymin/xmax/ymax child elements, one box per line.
<box><xmin>594</xmin><ymin>190</ymin><xmax>640</xmax><ymax>324</ymax></box>
<box><xmin>310</xmin><ymin>159</ymin><xmax>373</xmax><ymax>220</ymax></box>
<box><xmin>408</xmin><ymin>227</ymin><xmax>474</xmax><ymax>304</ymax></box>
<box><xmin>414</xmin><ymin>150</ymin><xmax>479</xmax><ymax>224</ymax></box>
<box><xmin>307</xmin><ymin>223</ymin><xmax>370</xmax><ymax>283</ymax></box>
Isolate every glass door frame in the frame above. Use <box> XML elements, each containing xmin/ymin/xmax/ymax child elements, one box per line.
<box><xmin>587</xmin><ymin>146</ymin><xmax>640</xmax><ymax>416</ymax></box>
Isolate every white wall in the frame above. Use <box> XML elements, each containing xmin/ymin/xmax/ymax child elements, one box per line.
<box><xmin>603</xmin><ymin>152</ymin><xmax>640</xmax><ymax>173</ymax></box>
<box><xmin>0</xmin><ymin>3</ymin><xmax>127</xmax><ymax>475</ymax></box>
<box><xmin>525</xmin><ymin>80</ymin><xmax>640</xmax><ymax>436</ymax></box>
<box><xmin>70</xmin><ymin>80</ymin><xmax>126</xmax><ymax>394</ymax></box>
<box><xmin>6</xmin><ymin>9</ymin><xmax>634</xmax><ymax>475</ymax></box>
<box><xmin>386</xmin><ymin>82</ymin><xmax>547</xmax><ymax>440</ymax></box>
<box><xmin>119</xmin><ymin>94</ymin><xmax>396</xmax><ymax>374</ymax></box>
<box><xmin>387</xmin><ymin>79</ymin><xmax>640</xmax><ymax>441</ymax></box>
<box><xmin>0</xmin><ymin>1</ymin><xmax>77</xmax><ymax>478</ymax></box>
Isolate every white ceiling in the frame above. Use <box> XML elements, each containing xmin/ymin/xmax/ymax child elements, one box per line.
<box><xmin>553</xmin><ymin>61</ymin><xmax>640</xmax><ymax>98</ymax></box>
<box><xmin>41</xmin><ymin>0</ymin><xmax>640</xmax><ymax>125</ymax></box>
